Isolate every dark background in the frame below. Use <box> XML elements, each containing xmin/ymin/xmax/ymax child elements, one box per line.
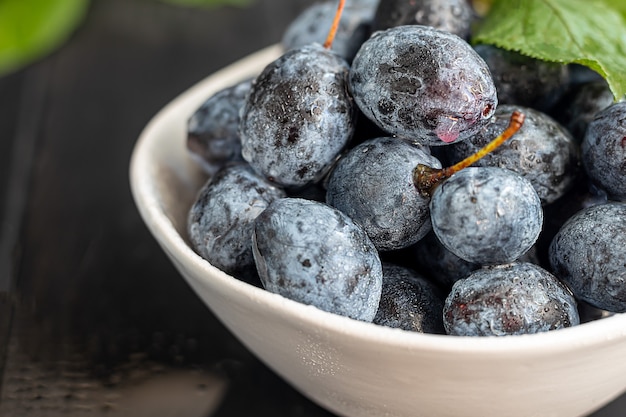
<box><xmin>0</xmin><ymin>0</ymin><xmax>624</xmax><ymax>416</ymax></box>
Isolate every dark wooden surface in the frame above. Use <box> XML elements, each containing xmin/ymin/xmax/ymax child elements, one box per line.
<box><xmin>0</xmin><ymin>1</ymin><xmax>624</xmax><ymax>416</ymax></box>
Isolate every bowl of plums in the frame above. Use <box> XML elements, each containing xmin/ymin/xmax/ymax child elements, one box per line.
<box><xmin>130</xmin><ymin>1</ymin><xmax>626</xmax><ymax>416</ymax></box>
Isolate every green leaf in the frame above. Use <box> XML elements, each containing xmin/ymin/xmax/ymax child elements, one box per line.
<box><xmin>600</xmin><ymin>0</ymin><xmax>626</xmax><ymax>18</ymax></box>
<box><xmin>0</xmin><ymin>0</ymin><xmax>89</xmax><ymax>77</ymax></box>
<box><xmin>472</xmin><ymin>0</ymin><xmax>626</xmax><ymax>101</ymax></box>
<box><xmin>159</xmin><ymin>0</ymin><xmax>252</xmax><ymax>8</ymax></box>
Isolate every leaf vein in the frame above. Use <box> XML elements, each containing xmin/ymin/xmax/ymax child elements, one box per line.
<box><xmin>540</xmin><ymin>0</ymin><xmax>585</xmax><ymax>56</ymax></box>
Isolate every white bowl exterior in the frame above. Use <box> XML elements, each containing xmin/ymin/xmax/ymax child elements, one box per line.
<box><xmin>130</xmin><ymin>44</ymin><xmax>626</xmax><ymax>417</ymax></box>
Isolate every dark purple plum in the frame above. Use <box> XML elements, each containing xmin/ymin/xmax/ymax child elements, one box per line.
<box><xmin>473</xmin><ymin>44</ymin><xmax>569</xmax><ymax>111</ymax></box>
<box><xmin>429</xmin><ymin>167</ymin><xmax>543</xmax><ymax>265</ymax></box>
<box><xmin>240</xmin><ymin>44</ymin><xmax>356</xmax><ymax>188</ymax></box>
<box><xmin>326</xmin><ymin>136</ymin><xmax>441</xmax><ymax>251</ymax></box>
<box><xmin>349</xmin><ymin>25</ymin><xmax>497</xmax><ymax>145</ymax></box>
<box><xmin>445</xmin><ymin>105</ymin><xmax>580</xmax><ymax>205</ymax></box>
<box><xmin>282</xmin><ymin>0</ymin><xmax>379</xmax><ymax>63</ymax></box>
<box><xmin>187</xmin><ymin>79</ymin><xmax>251</xmax><ymax>174</ymax></box>
<box><xmin>552</xmin><ymin>79</ymin><xmax>613</xmax><ymax>143</ymax></box>
<box><xmin>373</xmin><ymin>0</ymin><xmax>473</xmax><ymax>40</ymax></box>
<box><xmin>252</xmin><ymin>198</ymin><xmax>383</xmax><ymax>321</ymax></box>
<box><xmin>535</xmin><ymin>176</ymin><xmax>608</xmax><ymax>268</ymax></box>
<box><xmin>373</xmin><ymin>263</ymin><xmax>445</xmax><ymax>334</ymax></box>
<box><xmin>444</xmin><ymin>262</ymin><xmax>579</xmax><ymax>336</ymax></box>
<box><xmin>581</xmin><ymin>102</ymin><xmax>626</xmax><ymax>201</ymax></box>
<box><xmin>187</xmin><ymin>163</ymin><xmax>286</xmax><ymax>282</ymax></box>
<box><xmin>411</xmin><ymin>230</ymin><xmax>479</xmax><ymax>289</ymax></box>
<box><xmin>549</xmin><ymin>202</ymin><xmax>626</xmax><ymax>313</ymax></box>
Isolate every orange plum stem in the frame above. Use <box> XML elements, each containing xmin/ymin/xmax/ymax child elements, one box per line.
<box><xmin>414</xmin><ymin>110</ymin><xmax>526</xmax><ymax>197</ymax></box>
<box><xmin>323</xmin><ymin>0</ymin><xmax>346</xmax><ymax>49</ymax></box>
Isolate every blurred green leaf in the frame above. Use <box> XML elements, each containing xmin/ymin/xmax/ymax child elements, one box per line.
<box><xmin>0</xmin><ymin>0</ymin><xmax>89</xmax><ymax>77</ymax></box>
<box><xmin>602</xmin><ymin>0</ymin><xmax>626</xmax><ymax>19</ymax></box>
<box><xmin>160</xmin><ymin>0</ymin><xmax>252</xmax><ymax>8</ymax></box>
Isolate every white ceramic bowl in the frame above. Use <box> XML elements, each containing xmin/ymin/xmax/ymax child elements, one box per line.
<box><xmin>129</xmin><ymin>44</ymin><xmax>626</xmax><ymax>417</ymax></box>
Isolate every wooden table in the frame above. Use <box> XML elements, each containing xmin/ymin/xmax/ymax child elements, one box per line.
<box><xmin>0</xmin><ymin>1</ymin><xmax>624</xmax><ymax>415</ymax></box>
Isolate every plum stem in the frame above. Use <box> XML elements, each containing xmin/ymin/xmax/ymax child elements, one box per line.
<box><xmin>413</xmin><ymin>110</ymin><xmax>526</xmax><ymax>197</ymax></box>
<box><xmin>323</xmin><ymin>0</ymin><xmax>346</xmax><ymax>49</ymax></box>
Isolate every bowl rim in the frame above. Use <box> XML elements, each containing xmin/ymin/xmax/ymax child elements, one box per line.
<box><xmin>130</xmin><ymin>43</ymin><xmax>626</xmax><ymax>357</ymax></box>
